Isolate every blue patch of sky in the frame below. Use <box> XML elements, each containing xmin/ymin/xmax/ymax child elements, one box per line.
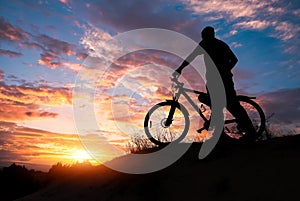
<box><xmin>219</xmin><ymin>27</ymin><xmax>298</xmax><ymax>92</ymax></box>
<box><xmin>0</xmin><ymin>1</ymin><xmax>84</xmax><ymax>86</ymax></box>
<box><xmin>174</xmin><ymin>4</ymin><xmax>185</xmax><ymax>12</ymax></box>
<box><xmin>1</xmin><ymin>55</ymin><xmax>75</xmax><ymax>87</ymax></box>
<box><xmin>4</xmin><ymin>1</ymin><xmax>81</xmax><ymax>46</ymax></box>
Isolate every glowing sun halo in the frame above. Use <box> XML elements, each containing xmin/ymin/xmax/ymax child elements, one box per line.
<box><xmin>72</xmin><ymin>150</ymin><xmax>92</xmax><ymax>162</ymax></box>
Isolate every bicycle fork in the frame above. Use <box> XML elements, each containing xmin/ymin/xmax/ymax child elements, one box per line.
<box><xmin>165</xmin><ymin>102</ymin><xmax>177</xmax><ymax>127</ymax></box>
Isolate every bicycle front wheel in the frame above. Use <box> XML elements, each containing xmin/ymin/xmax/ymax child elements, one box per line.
<box><xmin>144</xmin><ymin>101</ymin><xmax>190</xmax><ymax>146</ymax></box>
<box><xmin>224</xmin><ymin>96</ymin><xmax>266</xmax><ymax>139</ymax></box>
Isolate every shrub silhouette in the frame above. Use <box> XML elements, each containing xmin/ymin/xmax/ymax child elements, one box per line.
<box><xmin>126</xmin><ymin>134</ymin><xmax>157</xmax><ymax>153</ymax></box>
<box><xmin>48</xmin><ymin>161</ymin><xmax>94</xmax><ymax>181</ymax></box>
<box><xmin>0</xmin><ymin>161</ymin><xmax>95</xmax><ymax>201</ymax></box>
<box><xmin>0</xmin><ymin>163</ymin><xmax>46</xmax><ymax>201</ymax></box>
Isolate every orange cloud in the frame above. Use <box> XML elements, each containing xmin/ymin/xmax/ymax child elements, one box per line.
<box><xmin>0</xmin><ymin>101</ymin><xmax>58</xmax><ymax>121</ymax></box>
<box><xmin>0</xmin><ymin>82</ymin><xmax>72</xmax><ymax>121</ymax></box>
<box><xmin>0</xmin><ymin>121</ymin><xmax>101</xmax><ymax>170</ymax></box>
<box><xmin>59</xmin><ymin>0</ymin><xmax>68</xmax><ymax>4</ymax></box>
<box><xmin>0</xmin><ymin>84</ymin><xmax>72</xmax><ymax>106</ymax></box>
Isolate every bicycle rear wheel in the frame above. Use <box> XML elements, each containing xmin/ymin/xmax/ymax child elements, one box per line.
<box><xmin>224</xmin><ymin>96</ymin><xmax>265</xmax><ymax>139</ymax></box>
<box><xmin>144</xmin><ymin>101</ymin><xmax>190</xmax><ymax>146</ymax></box>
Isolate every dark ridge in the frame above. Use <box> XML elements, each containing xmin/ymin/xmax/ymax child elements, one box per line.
<box><xmin>6</xmin><ymin>134</ymin><xmax>300</xmax><ymax>201</ymax></box>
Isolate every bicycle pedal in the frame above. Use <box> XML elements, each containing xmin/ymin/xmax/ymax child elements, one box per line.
<box><xmin>200</xmin><ymin>104</ymin><xmax>206</xmax><ymax>112</ymax></box>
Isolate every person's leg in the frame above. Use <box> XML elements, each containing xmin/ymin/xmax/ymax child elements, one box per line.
<box><xmin>227</xmin><ymin>98</ymin><xmax>256</xmax><ymax>135</ymax></box>
<box><xmin>224</xmin><ymin>78</ymin><xmax>257</xmax><ymax>139</ymax></box>
<box><xmin>197</xmin><ymin>86</ymin><xmax>223</xmax><ymax>133</ymax></box>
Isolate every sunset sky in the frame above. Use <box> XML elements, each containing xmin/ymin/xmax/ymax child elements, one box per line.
<box><xmin>0</xmin><ymin>0</ymin><xmax>299</xmax><ymax>171</ymax></box>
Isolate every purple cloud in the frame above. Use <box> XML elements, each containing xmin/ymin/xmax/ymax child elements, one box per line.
<box><xmin>0</xmin><ymin>49</ymin><xmax>23</xmax><ymax>58</ymax></box>
<box><xmin>0</xmin><ymin>69</ymin><xmax>3</xmax><ymax>81</ymax></box>
<box><xmin>0</xmin><ymin>17</ymin><xmax>27</xmax><ymax>41</ymax></box>
<box><xmin>0</xmin><ymin>17</ymin><xmax>87</xmax><ymax>70</ymax></box>
<box><xmin>76</xmin><ymin>0</ymin><xmax>203</xmax><ymax>40</ymax></box>
<box><xmin>260</xmin><ymin>88</ymin><xmax>300</xmax><ymax>124</ymax></box>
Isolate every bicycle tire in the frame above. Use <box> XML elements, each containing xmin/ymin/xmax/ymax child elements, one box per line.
<box><xmin>144</xmin><ymin>101</ymin><xmax>190</xmax><ymax>146</ymax></box>
<box><xmin>224</xmin><ymin>96</ymin><xmax>266</xmax><ymax>139</ymax></box>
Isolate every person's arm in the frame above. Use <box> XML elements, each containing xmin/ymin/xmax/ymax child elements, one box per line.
<box><xmin>174</xmin><ymin>45</ymin><xmax>202</xmax><ymax>76</ymax></box>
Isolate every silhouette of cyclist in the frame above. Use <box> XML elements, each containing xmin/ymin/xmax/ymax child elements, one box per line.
<box><xmin>173</xmin><ymin>26</ymin><xmax>256</xmax><ymax>140</ymax></box>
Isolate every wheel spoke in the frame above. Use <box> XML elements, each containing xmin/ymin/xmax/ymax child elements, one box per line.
<box><xmin>224</xmin><ymin>97</ymin><xmax>265</xmax><ymax>139</ymax></box>
<box><xmin>144</xmin><ymin>102</ymin><xmax>189</xmax><ymax>145</ymax></box>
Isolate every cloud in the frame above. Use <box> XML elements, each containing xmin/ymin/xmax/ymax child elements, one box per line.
<box><xmin>34</xmin><ymin>34</ymin><xmax>76</xmax><ymax>56</ymax></box>
<box><xmin>253</xmin><ymin>87</ymin><xmax>300</xmax><ymax>135</ymax></box>
<box><xmin>37</xmin><ymin>52</ymin><xmax>60</xmax><ymax>69</ymax></box>
<box><xmin>80</xmin><ymin>24</ymin><xmax>116</xmax><ymax>61</ymax></box>
<box><xmin>0</xmin><ymin>17</ymin><xmax>87</xmax><ymax>71</ymax></box>
<box><xmin>293</xmin><ymin>9</ymin><xmax>300</xmax><ymax>17</ymax></box>
<box><xmin>59</xmin><ymin>0</ymin><xmax>68</xmax><ymax>4</ymax></box>
<box><xmin>0</xmin><ymin>82</ymin><xmax>72</xmax><ymax>121</ymax></box>
<box><xmin>0</xmin><ymin>70</ymin><xmax>3</xmax><ymax>81</ymax></box>
<box><xmin>181</xmin><ymin>0</ymin><xmax>299</xmax><ymax>42</ymax></box>
<box><xmin>0</xmin><ymin>17</ymin><xmax>27</xmax><ymax>41</ymax></box>
<box><xmin>75</xmin><ymin>0</ymin><xmax>299</xmax><ymax>65</ymax></box>
<box><xmin>259</xmin><ymin>88</ymin><xmax>300</xmax><ymax>124</ymax></box>
<box><xmin>33</xmin><ymin>34</ymin><xmax>88</xmax><ymax>70</ymax></box>
<box><xmin>33</xmin><ymin>34</ymin><xmax>77</xmax><ymax>68</ymax></box>
<box><xmin>232</xmin><ymin>68</ymin><xmax>255</xmax><ymax>81</ymax></box>
<box><xmin>83</xmin><ymin>0</ymin><xmax>283</xmax><ymax>38</ymax></box>
<box><xmin>271</xmin><ymin>21</ymin><xmax>300</xmax><ymax>41</ymax></box>
<box><xmin>83</xmin><ymin>0</ymin><xmax>182</xmax><ymax>30</ymax></box>
<box><xmin>31</xmin><ymin>34</ymin><xmax>87</xmax><ymax>70</ymax></box>
<box><xmin>0</xmin><ymin>121</ymin><xmax>91</xmax><ymax>167</ymax></box>
<box><xmin>236</xmin><ymin>20</ymin><xmax>270</xmax><ymax>30</ymax></box>
<box><xmin>0</xmin><ymin>150</ymin><xmax>29</xmax><ymax>162</ymax></box>
<box><xmin>0</xmin><ymin>99</ymin><xmax>58</xmax><ymax>121</ymax></box>
<box><xmin>0</xmin><ymin>120</ymin><xmax>126</xmax><ymax>169</ymax></box>
<box><xmin>6</xmin><ymin>108</ymin><xmax>57</xmax><ymax>121</ymax></box>
<box><xmin>182</xmin><ymin>0</ymin><xmax>268</xmax><ymax>19</ymax></box>
<box><xmin>21</xmin><ymin>41</ymin><xmax>43</xmax><ymax>50</ymax></box>
<box><xmin>230</xmin><ymin>42</ymin><xmax>242</xmax><ymax>48</ymax></box>
<box><xmin>60</xmin><ymin>62</ymin><xmax>85</xmax><ymax>72</ymax></box>
<box><xmin>0</xmin><ymin>83</ymin><xmax>72</xmax><ymax>105</ymax></box>
<box><xmin>75</xmin><ymin>0</ymin><xmax>206</xmax><ymax>40</ymax></box>
<box><xmin>0</xmin><ymin>48</ymin><xmax>23</xmax><ymax>58</ymax></box>
<box><xmin>230</xmin><ymin>30</ymin><xmax>238</xmax><ymax>35</ymax></box>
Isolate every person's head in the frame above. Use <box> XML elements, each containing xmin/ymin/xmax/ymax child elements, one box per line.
<box><xmin>201</xmin><ymin>26</ymin><xmax>215</xmax><ymax>40</ymax></box>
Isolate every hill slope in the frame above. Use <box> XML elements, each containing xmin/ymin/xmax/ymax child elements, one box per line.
<box><xmin>18</xmin><ymin>135</ymin><xmax>300</xmax><ymax>201</ymax></box>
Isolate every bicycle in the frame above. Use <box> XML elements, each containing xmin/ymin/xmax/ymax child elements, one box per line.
<box><xmin>144</xmin><ymin>75</ymin><xmax>266</xmax><ymax>146</ymax></box>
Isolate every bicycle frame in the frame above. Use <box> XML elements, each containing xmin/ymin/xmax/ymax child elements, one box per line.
<box><xmin>166</xmin><ymin>77</ymin><xmax>210</xmax><ymax>129</ymax></box>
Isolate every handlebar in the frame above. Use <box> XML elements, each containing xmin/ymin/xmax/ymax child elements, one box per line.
<box><xmin>171</xmin><ymin>75</ymin><xmax>184</xmax><ymax>87</ymax></box>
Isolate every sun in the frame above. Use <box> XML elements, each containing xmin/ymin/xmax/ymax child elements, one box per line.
<box><xmin>72</xmin><ymin>150</ymin><xmax>92</xmax><ymax>163</ymax></box>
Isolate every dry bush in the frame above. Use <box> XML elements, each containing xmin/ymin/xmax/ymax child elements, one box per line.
<box><xmin>126</xmin><ymin>134</ymin><xmax>157</xmax><ymax>153</ymax></box>
<box><xmin>261</xmin><ymin>113</ymin><xmax>296</xmax><ymax>140</ymax></box>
